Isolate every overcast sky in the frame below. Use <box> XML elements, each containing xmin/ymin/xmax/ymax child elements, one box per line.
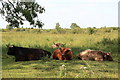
<box><xmin>0</xmin><ymin>0</ymin><xmax>119</xmax><ymax>29</ymax></box>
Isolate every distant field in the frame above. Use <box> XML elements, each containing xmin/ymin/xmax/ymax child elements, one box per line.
<box><xmin>1</xmin><ymin>29</ymin><xmax>118</xmax><ymax>78</ymax></box>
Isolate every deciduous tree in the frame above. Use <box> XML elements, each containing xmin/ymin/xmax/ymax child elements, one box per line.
<box><xmin>0</xmin><ymin>0</ymin><xmax>45</xmax><ymax>28</ymax></box>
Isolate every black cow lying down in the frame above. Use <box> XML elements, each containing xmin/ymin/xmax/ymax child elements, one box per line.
<box><xmin>7</xmin><ymin>45</ymin><xmax>51</xmax><ymax>62</ymax></box>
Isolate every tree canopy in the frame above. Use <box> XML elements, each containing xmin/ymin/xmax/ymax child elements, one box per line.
<box><xmin>0</xmin><ymin>0</ymin><xmax>45</xmax><ymax>28</ymax></box>
<box><xmin>55</xmin><ymin>23</ymin><xmax>61</xmax><ymax>30</ymax></box>
<box><xmin>70</xmin><ymin>23</ymin><xmax>80</xmax><ymax>29</ymax></box>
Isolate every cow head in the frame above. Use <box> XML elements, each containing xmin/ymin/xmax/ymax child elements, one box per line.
<box><xmin>59</xmin><ymin>48</ymin><xmax>72</xmax><ymax>60</ymax></box>
<box><xmin>51</xmin><ymin>43</ymin><xmax>65</xmax><ymax>48</ymax></box>
<box><xmin>60</xmin><ymin>48</ymin><xmax>71</xmax><ymax>56</ymax></box>
<box><xmin>104</xmin><ymin>52</ymin><xmax>113</xmax><ymax>61</ymax></box>
<box><xmin>7</xmin><ymin>45</ymin><xmax>16</xmax><ymax>55</ymax></box>
<box><xmin>77</xmin><ymin>54</ymin><xmax>82</xmax><ymax>60</ymax></box>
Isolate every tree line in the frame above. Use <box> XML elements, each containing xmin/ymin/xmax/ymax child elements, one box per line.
<box><xmin>1</xmin><ymin>26</ymin><xmax>118</xmax><ymax>35</ymax></box>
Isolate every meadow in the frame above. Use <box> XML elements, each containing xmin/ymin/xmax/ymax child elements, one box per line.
<box><xmin>1</xmin><ymin>28</ymin><xmax>119</xmax><ymax>78</ymax></box>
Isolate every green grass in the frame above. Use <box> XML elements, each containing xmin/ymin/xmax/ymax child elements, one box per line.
<box><xmin>2</xmin><ymin>59</ymin><xmax>118</xmax><ymax>78</ymax></box>
<box><xmin>1</xmin><ymin>30</ymin><xmax>118</xmax><ymax>78</ymax></box>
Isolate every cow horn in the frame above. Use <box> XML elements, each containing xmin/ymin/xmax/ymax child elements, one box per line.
<box><xmin>6</xmin><ymin>45</ymin><xmax>9</xmax><ymax>47</ymax></box>
<box><xmin>9</xmin><ymin>45</ymin><xmax>15</xmax><ymax>48</ymax></box>
<box><xmin>107</xmin><ymin>53</ymin><xmax>110</xmax><ymax>55</ymax></box>
<box><xmin>9</xmin><ymin>45</ymin><xmax>13</xmax><ymax>48</ymax></box>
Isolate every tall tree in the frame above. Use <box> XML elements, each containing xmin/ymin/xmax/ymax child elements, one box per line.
<box><xmin>55</xmin><ymin>23</ymin><xmax>61</xmax><ymax>30</ymax></box>
<box><xmin>70</xmin><ymin>23</ymin><xmax>80</xmax><ymax>29</ymax></box>
<box><xmin>0</xmin><ymin>0</ymin><xmax>45</xmax><ymax>28</ymax></box>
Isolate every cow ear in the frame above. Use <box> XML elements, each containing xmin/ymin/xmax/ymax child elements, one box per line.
<box><xmin>6</xmin><ymin>43</ymin><xmax>10</xmax><ymax>47</ymax></box>
<box><xmin>62</xmin><ymin>43</ymin><xmax>66</xmax><ymax>47</ymax></box>
<box><xmin>6</xmin><ymin>44</ymin><xmax>9</xmax><ymax>47</ymax></box>
<box><xmin>53</xmin><ymin>42</ymin><xmax>55</xmax><ymax>45</ymax></box>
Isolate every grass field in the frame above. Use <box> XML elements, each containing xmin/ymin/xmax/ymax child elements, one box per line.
<box><xmin>1</xmin><ymin>29</ymin><xmax>119</xmax><ymax>78</ymax></box>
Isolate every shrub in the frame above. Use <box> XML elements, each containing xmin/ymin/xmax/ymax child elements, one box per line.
<box><xmin>15</xmin><ymin>28</ymin><xmax>21</xmax><ymax>31</ymax></box>
<box><xmin>97</xmin><ymin>38</ymin><xmax>118</xmax><ymax>45</ymax></box>
<box><xmin>20</xmin><ymin>28</ymin><xmax>25</xmax><ymax>31</ymax></box>
<box><xmin>105</xmin><ymin>29</ymin><xmax>111</xmax><ymax>33</ymax></box>
<box><xmin>29</xmin><ymin>29</ymin><xmax>42</xmax><ymax>33</ymax></box>
<box><xmin>6</xmin><ymin>25</ymin><xmax>13</xmax><ymax>30</ymax></box>
<box><xmin>71</xmin><ymin>28</ymin><xmax>82</xmax><ymax>34</ymax></box>
<box><xmin>1</xmin><ymin>29</ymin><xmax>6</xmax><ymax>32</ymax></box>
<box><xmin>87</xmin><ymin>27</ymin><xmax>95</xmax><ymax>35</ymax></box>
<box><xmin>50</xmin><ymin>29</ymin><xmax>58</xmax><ymax>34</ymax></box>
<box><xmin>58</xmin><ymin>29</ymin><xmax>67</xmax><ymax>34</ymax></box>
<box><xmin>112</xmin><ymin>27</ymin><xmax>118</xmax><ymax>30</ymax></box>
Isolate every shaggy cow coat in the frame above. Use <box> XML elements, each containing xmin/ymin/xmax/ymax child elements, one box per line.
<box><xmin>78</xmin><ymin>49</ymin><xmax>113</xmax><ymax>61</ymax></box>
<box><xmin>52</xmin><ymin>48</ymin><xmax>73</xmax><ymax>60</ymax></box>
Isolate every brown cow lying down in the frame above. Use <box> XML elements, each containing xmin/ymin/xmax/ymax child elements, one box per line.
<box><xmin>7</xmin><ymin>45</ymin><xmax>51</xmax><ymax>62</ymax></box>
<box><xmin>52</xmin><ymin>48</ymin><xmax>73</xmax><ymax>60</ymax></box>
<box><xmin>77</xmin><ymin>49</ymin><xmax>113</xmax><ymax>61</ymax></box>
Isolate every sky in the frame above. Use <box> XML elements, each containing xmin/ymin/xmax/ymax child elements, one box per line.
<box><xmin>0</xmin><ymin>0</ymin><xmax>119</xmax><ymax>29</ymax></box>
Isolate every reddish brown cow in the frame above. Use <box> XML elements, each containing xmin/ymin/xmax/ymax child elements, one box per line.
<box><xmin>52</xmin><ymin>48</ymin><xmax>73</xmax><ymax>60</ymax></box>
<box><xmin>78</xmin><ymin>49</ymin><xmax>113</xmax><ymax>61</ymax></box>
<box><xmin>52</xmin><ymin>49</ymin><xmax>63</xmax><ymax>60</ymax></box>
